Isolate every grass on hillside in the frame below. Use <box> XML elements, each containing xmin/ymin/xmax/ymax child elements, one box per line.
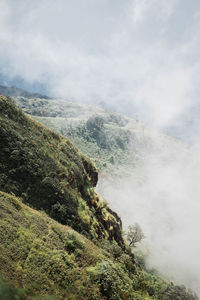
<box><xmin>0</xmin><ymin>96</ymin><xmax>123</xmax><ymax>244</ymax></box>
<box><xmin>1</xmin><ymin>191</ymin><xmax>196</xmax><ymax>300</ymax></box>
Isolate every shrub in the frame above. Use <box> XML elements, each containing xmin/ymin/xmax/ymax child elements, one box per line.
<box><xmin>0</xmin><ymin>276</ymin><xmax>25</xmax><ymax>300</ymax></box>
<box><xmin>158</xmin><ymin>283</ymin><xmax>198</xmax><ymax>300</ymax></box>
<box><xmin>98</xmin><ymin>260</ymin><xmax>134</xmax><ymax>300</ymax></box>
<box><xmin>99</xmin><ymin>240</ymin><xmax>123</xmax><ymax>259</ymax></box>
<box><xmin>117</xmin><ymin>253</ymin><xmax>135</xmax><ymax>273</ymax></box>
<box><xmin>65</xmin><ymin>231</ymin><xmax>85</xmax><ymax>254</ymax></box>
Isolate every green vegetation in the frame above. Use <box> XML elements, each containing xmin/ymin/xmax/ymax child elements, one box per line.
<box><xmin>0</xmin><ymin>96</ymin><xmax>198</xmax><ymax>299</ymax></box>
<box><xmin>0</xmin><ymin>191</ymin><xmax>197</xmax><ymax>300</ymax></box>
<box><xmin>0</xmin><ymin>96</ymin><xmax>122</xmax><ymax>243</ymax></box>
<box><xmin>0</xmin><ymin>276</ymin><xmax>58</xmax><ymax>299</ymax></box>
<box><xmin>14</xmin><ymin>96</ymin><xmax>142</xmax><ymax>174</ymax></box>
<box><xmin>0</xmin><ymin>191</ymin><xmax>104</xmax><ymax>299</ymax></box>
<box><xmin>14</xmin><ymin>95</ymin><xmax>183</xmax><ymax>179</ymax></box>
<box><xmin>0</xmin><ymin>276</ymin><xmax>26</xmax><ymax>300</ymax></box>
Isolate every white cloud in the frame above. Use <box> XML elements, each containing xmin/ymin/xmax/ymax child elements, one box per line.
<box><xmin>1</xmin><ymin>1</ymin><xmax>200</xmax><ymax>294</ymax></box>
<box><xmin>132</xmin><ymin>0</ymin><xmax>178</xmax><ymax>25</ymax></box>
<box><xmin>1</xmin><ymin>0</ymin><xmax>200</xmax><ymax>128</ymax></box>
<box><xmin>98</xmin><ymin>140</ymin><xmax>200</xmax><ymax>295</ymax></box>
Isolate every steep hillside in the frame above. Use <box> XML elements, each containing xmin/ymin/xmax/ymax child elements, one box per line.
<box><xmin>0</xmin><ymin>192</ymin><xmax>197</xmax><ymax>300</ymax></box>
<box><xmin>0</xmin><ymin>191</ymin><xmax>104</xmax><ymax>299</ymax></box>
<box><xmin>13</xmin><ymin>96</ymin><xmax>136</xmax><ymax>174</ymax></box>
<box><xmin>0</xmin><ymin>96</ymin><xmax>198</xmax><ymax>299</ymax></box>
<box><xmin>0</xmin><ymin>96</ymin><xmax>122</xmax><ymax>243</ymax></box>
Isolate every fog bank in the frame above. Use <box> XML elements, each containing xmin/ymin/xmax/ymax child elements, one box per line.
<box><xmin>98</xmin><ymin>140</ymin><xmax>200</xmax><ymax>295</ymax></box>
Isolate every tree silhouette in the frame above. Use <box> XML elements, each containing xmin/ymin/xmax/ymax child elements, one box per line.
<box><xmin>126</xmin><ymin>223</ymin><xmax>144</xmax><ymax>247</ymax></box>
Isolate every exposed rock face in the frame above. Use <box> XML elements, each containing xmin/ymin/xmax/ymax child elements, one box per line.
<box><xmin>82</xmin><ymin>156</ymin><xmax>98</xmax><ymax>187</ymax></box>
<box><xmin>88</xmin><ymin>194</ymin><xmax>124</xmax><ymax>246</ymax></box>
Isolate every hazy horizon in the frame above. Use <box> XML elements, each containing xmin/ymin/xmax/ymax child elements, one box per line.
<box><xmin>1</xmin><ymin>0</ymin><xmax>200</xmax><ymax>130</ymax></box>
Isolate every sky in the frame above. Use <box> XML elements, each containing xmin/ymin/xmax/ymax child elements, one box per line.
<box><xmin>1</xmin><ymin>0</ymin><xmax>200</xmax><ymax>130</ymax></box>
<box><xmin>1</xmin><ymin>0</ymin><xmax>200</xmax><ymax>296</ymax></box>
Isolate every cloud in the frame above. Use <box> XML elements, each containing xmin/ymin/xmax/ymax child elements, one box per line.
<box><xmin>0</xmin><ymin>0</ymin><xmax>200</xmax><ymax>129</ymax></box>
<box><xmin>97</xmin><ymin>138</ymin><xmax>200</xmax><ymax>295</ymax></box>
<box><xmin>1</xmin><ymin>0</ymin><xmax>200</xmax><ymax>295</ymax></box>
<box><xmin>131</xmin><ymin>0</ymin><xmax>178</xmax><ymax>25</ymax></box>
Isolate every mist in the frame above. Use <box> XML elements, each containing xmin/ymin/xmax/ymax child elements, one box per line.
<box><xmin>97</xmin><ymin>136</ymin><xmax>200</xmax><ymax>295</ymax></box>
<box><xmin>1</xmin><ymin>0</ymin><xmax>200</xmax><ymax>296</ymax></box>
<box><xmin>1</xmin><ymin>0</ymin><xmax>200</xmax><ymax>129</ymax></box>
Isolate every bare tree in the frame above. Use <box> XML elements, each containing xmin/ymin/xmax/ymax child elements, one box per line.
<box><xmin>126</xmin><ymin>223</ymin><xmax>144</xmax><ymax>247</ymax></box>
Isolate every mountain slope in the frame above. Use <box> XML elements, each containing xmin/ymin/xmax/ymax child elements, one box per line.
<box><xmin>0</xmin><ymin>96</ymin><xmax>198</xmax><ymax>299</ymax></box>
<box><xmin>0</xmin><ymin>191</ymin><xmax>104</xmax><ymax>299</ymax></box>
<box><xmin>0</xmin><ymin>96</ymin><xmax>122</xmax><ymax>243</ymax></box>
<box><xmin>13</xmin><ymin>96</ymin><xmax>136</xmax><ymax>174</ymax></box>
<box><xmin>1</xmin><ymin>191</ymin><xmax>197</xmax><ymax>300</ymax></box>
<box><xmin>14</xmin><ymin>96</ymin><xmax>186</xmax><ymax>178</ymax></box>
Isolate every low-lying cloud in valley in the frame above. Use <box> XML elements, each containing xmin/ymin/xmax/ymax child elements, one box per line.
<box><xmin>98</xmin><ymin>137</ymin><xmax>200</xmax><ymax>295</ymax></box>
<box><xmin>1</xmin><ymin>0</ymin><xmax>200</xmax><ymax>296</ymax></box>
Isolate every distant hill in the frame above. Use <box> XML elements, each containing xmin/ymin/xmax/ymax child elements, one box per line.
<box><xmin>14</xmin><ymin>95</ymin><xmax>185</xmax><ymax>178</ymax></box>
<box><xmin>0</xmin><ymin>85</ymin><xmax>49</xmax><ymax>99</ymax></box>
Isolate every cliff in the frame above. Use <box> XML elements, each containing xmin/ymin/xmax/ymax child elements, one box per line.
<box><xmin>0</xmin><ymin>96</ymin><xmax>122</xmax><ymax>244</ymax></box>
